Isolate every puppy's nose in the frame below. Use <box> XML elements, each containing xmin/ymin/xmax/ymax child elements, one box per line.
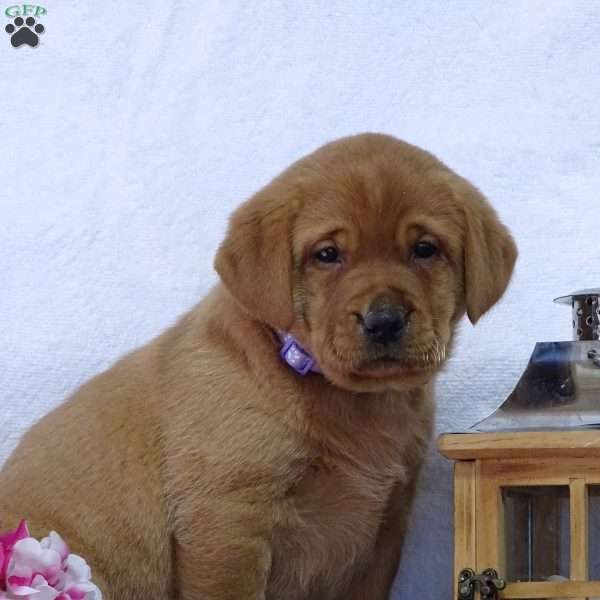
<box><xmin>363</xmin><ymin>304</ymin><xmax>407</xmax><ymax>345</ymax></box>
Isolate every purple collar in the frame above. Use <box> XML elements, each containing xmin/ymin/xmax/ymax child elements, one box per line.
<box><xmin>277</xmin><ymin>332</ymin><xmax>321</xmax><ymax>375</ymax></box>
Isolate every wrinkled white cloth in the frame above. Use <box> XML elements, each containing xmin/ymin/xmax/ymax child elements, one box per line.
<box><xmin>1</xmin><ymin>2</ymin><xmax>599</xmax><ymax>597</ymax></box>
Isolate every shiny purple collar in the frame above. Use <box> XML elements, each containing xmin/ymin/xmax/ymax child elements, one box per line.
<box><xmin>277</xmin><ymin>332</ymin><xmax>321</xmax><ymax>375</ymax></box>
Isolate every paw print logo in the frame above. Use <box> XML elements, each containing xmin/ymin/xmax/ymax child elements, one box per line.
<box><xmin>5</xmin><ymin>16</ymin><xmax>45</xmax><ymax>47</ymax></box>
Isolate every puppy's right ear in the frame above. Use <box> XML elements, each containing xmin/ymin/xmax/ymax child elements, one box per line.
<box><xmin>214</xmin><ymin>184</ymin><xmax>297</xmax><ymax>331</ymax></box>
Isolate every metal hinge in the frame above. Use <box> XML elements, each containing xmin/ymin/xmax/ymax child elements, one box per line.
<box><xmin>457</xmin><ymin>568</ymin><xmax>506</xmax><ymax>600</ymax></box>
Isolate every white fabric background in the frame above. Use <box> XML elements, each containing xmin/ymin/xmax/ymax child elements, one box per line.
<box><xmin>1</xmin><ymin>1</ymin><xmax>599</xmax><ymax>597</ymax></box>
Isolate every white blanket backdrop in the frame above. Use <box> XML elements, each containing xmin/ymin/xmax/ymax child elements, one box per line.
<box><xmin>1</xmin><ymin>1</ymin><xmax>599</xmax><ymax>596</ymax></box>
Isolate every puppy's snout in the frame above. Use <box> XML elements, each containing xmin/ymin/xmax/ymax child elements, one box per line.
<box><xmin>362</xmin><ymin>302</ymin><xmax>407</xmax><ymax>345</ymax></box>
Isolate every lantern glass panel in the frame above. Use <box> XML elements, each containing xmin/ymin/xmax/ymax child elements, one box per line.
<box><xmin>502</xmin><ymin>486</ymin><xmax>570</xmax><ymax>582</ymax></box>
<box><xmin>588</xmin><ymin>485</ymin><xmax>600</xmax><ymax>580</ymax></box>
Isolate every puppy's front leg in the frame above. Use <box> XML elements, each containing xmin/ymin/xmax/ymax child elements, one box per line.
<box><xmin>346</xmin><ymin>477</ymin><xmax>418</xmax><ymax>600</ymax></box>
<box><xmin>174</xmin><ymin>501</ymin><xmax>272</xmax><ymax>600</ymax></box>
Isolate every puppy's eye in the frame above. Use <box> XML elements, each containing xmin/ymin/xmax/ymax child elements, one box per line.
<box><xmin>413</xmin><ymin>241</ymin><xmax>439</xmax><ymax>260</ymax></box>
<box><xmin>315</xmin><ymin>246</ymin><xmax>340</xmax><ymax>263</ymax></box>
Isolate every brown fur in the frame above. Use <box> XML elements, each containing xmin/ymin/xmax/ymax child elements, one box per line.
<box><xmin>0</xmin><ymin>133</ymin><xmax>517</xmax><ymax>599</ymax></box>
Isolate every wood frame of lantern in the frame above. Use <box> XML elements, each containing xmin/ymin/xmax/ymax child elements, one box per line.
<box><xmin>438</xmin><ymin>430</ymin><xmax>600</xmax><ymax>599</ymax></box>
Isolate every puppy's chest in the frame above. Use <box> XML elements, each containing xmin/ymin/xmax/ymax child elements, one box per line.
<box><xmin>269</xmin><ymin>421</ymin><xmax>412</xmax><ymax>598</ymax></box>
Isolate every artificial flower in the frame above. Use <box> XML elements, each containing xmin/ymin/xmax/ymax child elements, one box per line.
<box><xmin>0</xmin><ymin>523</ymin><xmax>101</xmax><ymax>600</ymax></box>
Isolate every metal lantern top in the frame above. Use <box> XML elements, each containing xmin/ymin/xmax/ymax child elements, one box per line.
<box><xmin>470</xmin><ymin>287</ymin><xmax>600</xmax><ymax>432</ymax></box>
<box><xmin>554</xmin><ymin>289</ymin><xmax>600</xmax><ymax>341</ymax></box>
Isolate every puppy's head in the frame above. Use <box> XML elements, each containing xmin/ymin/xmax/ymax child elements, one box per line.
<box><xmin>215</xmin><ymin>134</ymin><xmax>517</xmax><ymax>392</ymax></box>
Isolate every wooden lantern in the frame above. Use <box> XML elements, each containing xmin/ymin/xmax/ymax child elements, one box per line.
<box><xmin>438</xmin><ymin>430</ymin><xmax>600</xmax><ymax>600</ymax></box>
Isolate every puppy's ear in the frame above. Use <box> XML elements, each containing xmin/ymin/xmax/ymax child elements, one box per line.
<box><xmin>214</xmin><ymin>184</ymin><xmax>296</xmax><ymax>330</ymax></box>
<box><xmin>460</xmin><ymin>182</ymin><xmax>518</xmax><ymax>324</ymax></box>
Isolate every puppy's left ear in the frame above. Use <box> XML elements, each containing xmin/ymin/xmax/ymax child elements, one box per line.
<box><xmin>460</xmin><ymin>181</ymin><xmax>518</xmax><ymax>324</ymax></box>
<box><xmin>214</xmin><ymin>183</ymin><xmax>297</xmax><ymax>330</ymax></box>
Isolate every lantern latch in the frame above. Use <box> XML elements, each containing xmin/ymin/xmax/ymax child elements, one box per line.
<box><xmin>458</xmin><ymin>568</ymin><xmax>506</xmax><ymax>600</ymax></box>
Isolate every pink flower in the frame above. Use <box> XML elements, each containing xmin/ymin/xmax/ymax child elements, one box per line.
<box><xmin>0</xmin><ymin>521</ymin><xmax>30</xmax><ymax>590</ymax></box>
<box><xmin>0</xmin><ymin>524</ymin><xmax>101</xmax><ymax>600</ymax></box>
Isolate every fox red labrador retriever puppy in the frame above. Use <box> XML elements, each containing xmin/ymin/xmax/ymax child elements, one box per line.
<box><xmin>0</xmin><ymin>133</ymin><xmax>517</xmax><ymax>599</ymax></box>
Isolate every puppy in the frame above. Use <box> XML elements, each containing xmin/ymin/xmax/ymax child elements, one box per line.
<box><xmin>0</xmin><ymin>133</ymin><xmax>517</xmax><ymax>599</ymax></box>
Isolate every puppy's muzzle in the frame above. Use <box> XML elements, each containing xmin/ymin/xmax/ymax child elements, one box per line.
<box><xmin>362</xmin><ymin>300</ymin><xmax>408</xmax><ymax>346</ymax></box>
